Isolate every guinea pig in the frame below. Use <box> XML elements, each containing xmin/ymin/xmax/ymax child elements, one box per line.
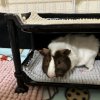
<box><xmin>40</xmin><ymin>34</ymin><xmax>99</xmax><ymax>78</ymax></box>
<box><xmin>39</xmin><ymin>48</ymin><xmax>71</xmax><ymax>78</ymax></box>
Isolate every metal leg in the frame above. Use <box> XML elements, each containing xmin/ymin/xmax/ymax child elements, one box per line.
<box><xmin>7</xmin><ymin>21</ymin><xmax>28</xmax><ymax>93</ymax></box>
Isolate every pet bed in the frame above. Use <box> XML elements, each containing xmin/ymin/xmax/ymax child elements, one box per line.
<box><xmin>5</xmin><ymin>12</ymin><xmax>100</xmax><ymax>93</ymax></box>
<box><xmin>23</xmin><ymin>50</ymin><xmax>100</xmax><ymax>84</ymax></box>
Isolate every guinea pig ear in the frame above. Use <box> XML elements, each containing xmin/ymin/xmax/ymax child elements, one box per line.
<box><xmin>62</xmin><ymin>49</ymin><xmax>71</xmax><ymax>55</ymax></box>
<box><xmin>39</xmin><ymin>48</ymin><xmax>50</xmax><ymax>56</ymax></box>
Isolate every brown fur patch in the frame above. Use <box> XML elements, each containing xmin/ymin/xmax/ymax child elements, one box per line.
<box><xmin>54</xmin><ymin>49</ymin><xmax>71</xmax><ymax>77</ymax></box>
<box><xmin>39</xmin><ymin>48</ymin><xmax>51</xmax><ymax>75</ymax></box>
<box><xmin>40</xmin><ymin>48</ymin><xmax>71</xmax><ymax>77</ymax></box>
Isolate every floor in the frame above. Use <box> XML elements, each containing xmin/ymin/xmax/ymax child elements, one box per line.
<box><xmin>0</xmin><ymin>48</ymin><xmax>100</xmax><ymax>100</ymax></box>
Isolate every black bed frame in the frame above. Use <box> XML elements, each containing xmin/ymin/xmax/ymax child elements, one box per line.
<box><xmin>5</xmin><ymin>13</ymin><xmax>100</xmax><ymax>93</ymax></box>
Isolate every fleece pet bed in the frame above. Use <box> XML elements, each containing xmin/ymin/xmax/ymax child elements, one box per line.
<box><xmin>23</xmin><ymin>50</ymin><xmax>100</xmax><ymax>85</ymax></box>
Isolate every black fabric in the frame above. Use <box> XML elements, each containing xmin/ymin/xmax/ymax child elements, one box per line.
<box><xmin>0</xmin><ymin>13</ymin><xmax>100</xmax><ymax>49</ymax></box>
<box><xmin>0</xmin><ymin>13</ymin><xmax>66</xmax><ymax>49</ymax></box>
<box><xmin>0</xmin><ymin>13</ymin><xmax>31</xmax><ymax>48</ymax></box>
<box><xmin>0</xmin><ymin>13</ymin><xmax>10</xmax><ymax>48</ymax></box>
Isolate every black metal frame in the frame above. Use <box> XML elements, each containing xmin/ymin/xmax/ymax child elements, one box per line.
<box><xmin>5</xmin><ymin>13</ymin><xmax>100</xmax><ymax>93</ymax></box>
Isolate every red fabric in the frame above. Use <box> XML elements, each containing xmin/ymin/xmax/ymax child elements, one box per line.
<box><xmin>0</xmin><ymin>55</ymin><xmax>12</xmax><ymax>61</ymax></box>
<box><xmin>0</xmin><ymin>55</ymin><xmax>8</xmax><ymax>61</ymax></box>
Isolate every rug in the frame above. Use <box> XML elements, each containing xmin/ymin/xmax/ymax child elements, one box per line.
<box><xmin>0</xmin><ymin>48</ymin><xmax>90</xmax><ymax>100</ymax></box>
<box><xmin>0</xmin><ymin>61</ymin><xmax>58</xmax><ymax>100</ymax></box>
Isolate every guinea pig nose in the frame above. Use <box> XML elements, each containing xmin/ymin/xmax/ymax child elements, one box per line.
<box><xmin>56</xmin><ymin>71</ymin><xmax>64</xmax><ymax>77</ymax></box>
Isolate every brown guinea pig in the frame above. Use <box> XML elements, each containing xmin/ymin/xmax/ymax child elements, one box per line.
<box><xmin>39</xmin><ymin>48</ymin><xmax>71</xmax><ymax>78</ymax></box>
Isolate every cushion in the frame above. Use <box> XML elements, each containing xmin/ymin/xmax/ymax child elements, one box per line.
<box><xmin>23</xmin><ymin>50</ymin><xmax>100</xmax><ymax>85</ymax></box>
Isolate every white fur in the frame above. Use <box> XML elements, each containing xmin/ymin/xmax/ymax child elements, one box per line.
<box><xmin>47</xmin><ymin>57</ymin><xmax>55</xmax><ymax>78</ymax></box>
<box><xmin>48</xmin><ymin>35</ymin><xmax>99</xmax><ymax>74</ymax></box>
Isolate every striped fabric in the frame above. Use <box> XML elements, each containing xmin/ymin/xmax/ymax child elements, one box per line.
<box><xmin>23</xmin><ymin>50</ymin><xmax>100</xmax><ymax>85</ymax></box>
<box><xmin>76</xmin><ymin>0</ymin><xmax>100</xmax><ymax>13</ymax></box>
<box><xmin>0</xmin><ymin>0</ymin><xmax>100</xmax><ymax>13</ymax></box>
<box><xmin>0</xmin><ymin>0</ymin><xmax>75</xmax><ymax>13</ymax></box>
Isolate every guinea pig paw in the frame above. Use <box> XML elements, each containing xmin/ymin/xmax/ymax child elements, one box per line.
<box><xmin>85</xmin><ymin>65</ymin><xmax>94</xmax><ymax>72</ymax></box>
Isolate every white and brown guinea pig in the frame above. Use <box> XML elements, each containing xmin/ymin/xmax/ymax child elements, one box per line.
<box><xmin>39</xmin><ymin>34</ymin><xmax>99</xmax><ymax>78</ymax></box>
